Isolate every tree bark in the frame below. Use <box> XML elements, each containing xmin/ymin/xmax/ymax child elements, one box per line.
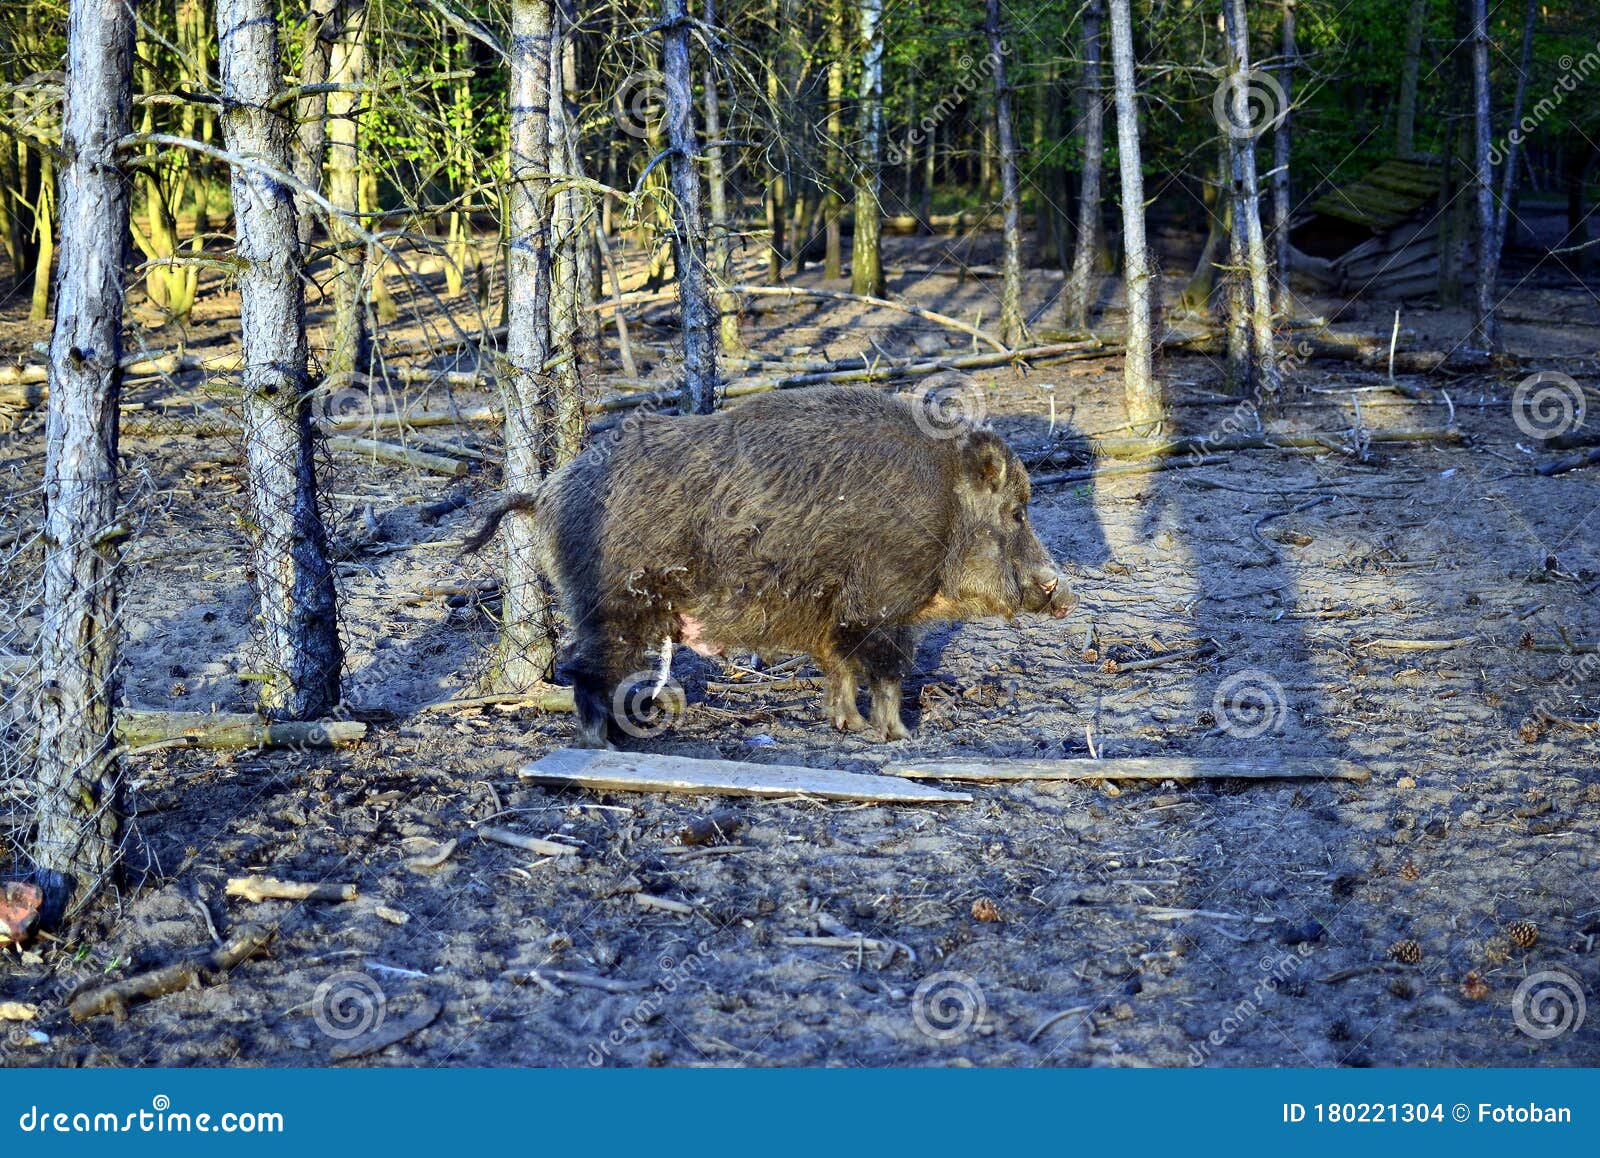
<box><xmin>824</xmin><ymin>2</ymin><xmax>844</xmax><ymax>279</ymax></box>
<box><xmin>850</xmin><ymin>0</ymin><xmax>885</xmax><ymax>298</ymax></box>
<box><xmin>292</xmin><ymin>0</ymin><xmax>342</xmax><ymax>251</ymax></box>
<box><xmin>494</xmin><ymin>0</ymin><xmax>560</xmax><ymax>689</ymax></box>
<box><xmin>1105</xmin><ymin>0</ymin><xmax>1159</xmax><ymax>425</ymax></box>
<box><xmin>703</xmin><ymin>0</ymin><xmax>742</xmax><ymax>350</ymax></box>
<box><xmin>1063</xmin><ymin>0</ymin><xmax>1104</xmax><ymax>332</ymax></box>
<box><xmin>325</xmin><ymin>0</ymin><xmax>370</xmax><ymax>379</ymax></box>
<box><xmin>1468</xmin><ymin>0</ymin><xmax>1497</xmax><ymax>351</ymax></box>
<box><xmin>547</xmin><ymin>6</ymin><xmax>586</xmax><ymax>465</ymax></box>
<box><xmin>33</xmin><ymin>0</ymin><xmax>136</xmax><ymax>918</ymax></box>
<box><xmin>218</xmin><ymin>0</ymin><xmax>345</xmax><ymax>719</ymax></box>
<box><xmin>1222</xmin><ymin>0</ymin><xmax>1282</xmax><ymax>395</ymax></box>
<box><xmin>1272</xmin><ymin>0</ymin><xmax>1296</xmax><ymax>302</ymax></box>
<box><xmin>662</xmin><ymin>0</ymin><xmax>720</xmax><ymax>412</ymax></box>
<box><xmin>985</xmin><ymin>0</ymin><xmax>1024</xmax><ymax>347</ymax></box>
<box><xmin>1396</xmin><ymin>0</ymin><xmax>1425</xmax><ymax>158</ymax></box>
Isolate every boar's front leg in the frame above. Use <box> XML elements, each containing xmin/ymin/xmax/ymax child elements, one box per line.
<box><xmin>816</xmin><ymin>643</ymin><xmax>869</xmax><ymax>735</ymax></box>
<box><xmin>558</xmin><ymin>631</ymin><xmax>613</xmax><ymax>749</ymax></box>
<box><xmin>850</xmin><ymin>624</ymin><xmax>916</xmax><ymax>742</ymax></box>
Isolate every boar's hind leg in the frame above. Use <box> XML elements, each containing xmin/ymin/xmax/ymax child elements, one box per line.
<box><xmin>853</xmin><ymin>625</ymin><xmax>916</xmax><ymax>742</ymax></box>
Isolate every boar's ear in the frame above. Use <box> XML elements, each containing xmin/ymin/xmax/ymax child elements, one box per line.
<box><xmin>958</xmin><ymin>430</ymin><xmax>1009</xmax><ymax>493</ymax></box>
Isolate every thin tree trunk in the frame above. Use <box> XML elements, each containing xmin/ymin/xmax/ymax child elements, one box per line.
<box><xmin>850</xmin><ymin>0</ymin><xmax>885</xmax><ymax>297</ymax></box>
<box><xmin>1272</xmin><ymin>0</ymin><xmax>1296</xmax><ymax>303</ymax></box>
<box><xmin>325</xmin><ymin>0</ymin><xmax>370</xmax><ymax>379</ymax></box>
<box><xmin>1468</xmin><ymin>0</ymin><xmax>1497</xmax><ymax>351</ymax></box>
<box><xmin>1396</xmin><ymin>0</ymin><xmax>1425</xmax><ymax>158</ymax></box>
<box><xmin>1491</xmin><ymin>0</ymin><xmax>1536</xmax><ymax>293</ymax></box>
<box><xmin>764</xmin><ymin>0</ymin><xmax>787</xmax><ymax>282</ymax></box>
<box><xmin>1063</xmin><ymin>0</ymin><xmax>1105</xmax><ymax>333</ymax></box>
<box><xmin>547</xmin><ymin>4</ymin><xmax>585</xmax><ymax>463</ymax></box>
<box><xmin>28</xmin><ymin>155</ymin><xmax>52</xmax><ymax>322</ymax></box>
<box><xmin>292</xmin><ymin>0</ymin><xmax>342</xmax><ymax>251</ymax></box>
<box><xmin>1222</xmin><ymin>0</ymin><xmax>1282</xmax><ymax>395</ymax></box>
<box><xmin>1105</xmin><ymin>0</ymin><xmax>1159</xmax><ymax>425</ymax></box>
<box><xmin>662</xmin><ymin>0</ymin><xmax>720</xmax><ymax>412</ymax></box>
<box><xmin>824</xmin><ymin>3</ymin><xmax>844</xmax><ymax>279</ymax></box>
<box><xmin>494</xmin><ymin>0</ymin><xmax>559</xmax><ymax>689</ymax></box>
<box><xmin>218</xmin><ymin>0</ymin><xmax>344</xmax><ymax>720</ymax></box>
<box><xmin>703</xmin><ymin>0</ymin><xmax>742</xmax><ymax>351</ymax></box>
<box><xmin>33</xmin><ymin>0</ymin><xmax>136</xmax><ymax>917</ymax></box>
<box><xmin>985</xmin><ymin>0</ymin><xmax>1024</xmax><ymax>346</ymax></box>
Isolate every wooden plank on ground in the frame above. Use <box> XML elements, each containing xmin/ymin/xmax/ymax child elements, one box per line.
<box><xmin>884</xmin><ymin>756</ymin><xmax>1370</xmax><ymax>783</ymax></box>
<box><xmin>521</xmin><ymin>748</ymin><xmax>972</xmax><ymax>803</ymax></box>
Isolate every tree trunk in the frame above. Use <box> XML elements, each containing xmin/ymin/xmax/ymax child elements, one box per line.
<box><xmin>1222</xmin><ymin>0</ymin><xmax>1282</xmax><ymax>395</ymax></box>
<box><xmin>1396</xmin><ymin>0</ymin><xmax>1425</xmax><ymax>158</ymax></box>
<box><xmin>217</xmin><ymin>0</ymin><xmax>345</xmax><ymax>719</ymax></box>
<box><xmin>33</xmin><ymin>0</ymin><xmax>136</xmax><ymax>918</ymax></box>
<box><xmin>1490</xmin><ymin>0</ymin><xmax>1536</xmax><ymax>300</ymax></box>
<box><xmin>662</xmin><ymin>0</ymin><xmax>720</xmax><ymax>413</ymax></box>
<box><xmin>547</xmin><ymin>5</ymin><xmax>586</xmax><ymax>464</ymax></box>
<box><xmin>824</xmin><ymin>3</ymin><xmax>844</xmax><ymax>279</ymax></box>
<box><xmin>850</xmin><ymin>0</ymin><xmax>885</xmax><ymax>298</ymax></box>
<box><xmin>1468</xmin><ymin>0</ymin><xmax>1497</xmax><ymax>351</ymax></box>
<box><xmin>494</xmin><ymin>0</ymin><xmax>560</xmax><ymax>690</ymax></box>
<box><xmin>325</xmin><ymin>0</ymin><xmax>370</xmax><ymax>379</ymax></box>
<box><xmin>1105</xmin><ymin>0</ymin><xmax>1159</xmax><ymax>425</ymax></box>
<box><xmin>1063</xmin><ymin>0</ymin><xmax>1105</xmax><ymax>333</ymax></box>
<box><xmin>703</xmin><ymin>0</ymin><xmax>742</xmax><ymax>351</ymax></box>
<box><xmin>28</xmin><ymin>154</ymin><xmax>52</xmax><ymax>322</ymax></box>
<box><xmin>1272</xmin><ymin>0</ymin><xmax>1296</xmax><ymax>303</ymax></box>
<box><xmin>985</xmin><ymin>0</ymin><xmax>1024</xmax><ymax>346</ymax></box>
<box><xmin>292</xmin><ymin>0</ymin><xmax>342</xmax><ymax>251</ymax></box>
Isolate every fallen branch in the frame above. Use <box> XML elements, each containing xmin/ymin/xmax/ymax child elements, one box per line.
<box><xmin>224</xmin><ymin>876</ymin><xmax>357</xmax><ymax>904</ymax></box>
<box><xmin>513</xmin><ymin>968</ymin><xmax>650</xmax><ymax>993</ymax></box>
<box><xmin>329</xmin><ymin>995</ymin><xmax>442</xmax><ymax>1062</ymax></box>
<box><xmin>114</xmin><ymin>710</ymin><xmax>366</xmax><ymax>750</ymax></box>
<box><xmin>475</xmin><ymin>825</ymin><xmax>581</xmax><ymax>858</ymax></box>
<box><xmin>69</xmin><ymin>925</ymin><xmax>275</xmax><ymax>1021</ymax></box>
<box><xmin>1103</xmin><ymin>642</ymin><xmax>1218</xmax><ymax>673</ymax></box>
<box><xmin>1538</xmin><ymin>446</ymin><xmax>1600</xmax><ymax>478</ymax></box>
<box><xmin>325</xmin><ymin>436</ymin><xmax>469</xmax><ymax>477</ymax></box>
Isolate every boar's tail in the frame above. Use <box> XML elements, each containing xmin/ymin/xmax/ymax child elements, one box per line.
<box><xmin>460</xmin><ymin>492</ymin><xmax>542</xmax><ymax>554</ymax></box>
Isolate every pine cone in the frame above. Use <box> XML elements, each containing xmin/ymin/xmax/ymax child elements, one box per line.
<box><xmin>1459</xmin><ymin>971</ymin><xmax>1490</xmax><ymax>1001</ymax></box>
<box><xmin>1387</xmin><ymin>938</ymin><xmax>1423</xmax><ymax>965</ymax></box>
<box><xmin>1506</xmin><ymin>919</ymin><xmax>1539</xmax><ymax>949</ymax></box>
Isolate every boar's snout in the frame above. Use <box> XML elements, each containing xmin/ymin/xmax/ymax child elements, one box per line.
<box><xmin>1022</xmin><ymin>564</ymin><xmax>1077</xmax><ymax>618</ymax></box>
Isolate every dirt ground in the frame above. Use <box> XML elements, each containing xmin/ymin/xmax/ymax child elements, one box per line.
<box><xmin>2</xmin><ymin>224</ymin><xmax>1599</xmax><ymax>1067</ymax></box>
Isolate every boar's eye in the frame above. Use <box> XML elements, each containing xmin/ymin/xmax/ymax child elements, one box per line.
<box><xmin>1011</xmin><ymin>507</ymin><xmax>1026</xmax><ymax>526</ymax></box>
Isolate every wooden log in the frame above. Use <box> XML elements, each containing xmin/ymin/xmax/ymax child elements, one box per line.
<box><xmin>885</xmin><ymin>756</ymin><xmax>1371</xmax><ymax>782</ymax></box>
<box><xmin>475</xmin><ymin>825</ymin><xmax>581</xmax><ymax>857</ymax></box>
<box><xmin>1537</xmin><ymin>447</ymin><xmax>1600</xmax><ymax>478</ymax></box>
<box><xmin>225</xmin><ymin>875</ymin><xmax>357</xmax><ymax>903</ymax></box>
<box><xmin>324</xmin><ymin>436</ymin><xmax>469</xmax><ymax>476</ymax></box>
<box><xmin>69</xmin><ymin>925</ymin><xmax>275</xmax><ymax>1021</ymax></box>
<box><xmin>114</xmin><ymin>710</ymin><xmax>366</xmax><ymax>749</ymax></box>
<box><xmin>521</xmin><ymin>748</ymin><xmax>972</xmax><ymax>803</ymax></box>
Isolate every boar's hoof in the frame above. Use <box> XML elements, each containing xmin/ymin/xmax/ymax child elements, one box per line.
<box><xmin>873</xmin><ymin>719</ymin><xmax>912</xmax><ymax>743</ymax></box>
<box><xmin>829</xmin><ymin>705</ymin><xmax>869</xmax><ymax>734</ymax></box>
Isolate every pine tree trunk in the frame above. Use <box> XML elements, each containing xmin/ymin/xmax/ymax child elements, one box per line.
<box><xmin>850</xmin><ymin>0</ymin><xmax>885</xmax><ymax>297</ymax></box>
<box><xmin>33</xmin><ymin>0</ymin><xmax>136</xmax><ymax>917</ymax></box>
<box><xmin>547</xmin><ymin>8</ymin><xmax>585</xmax><ymax>464</ymax></box>
<box><xmin>824</xmin><ymin>5</ymin><xmax>844</xmax><ymax>279</ymax></box>
<box><xmin>1063</xmin><ymin>0</ymin><xmax>1105</xmax><ymax>333</ymax></box>
<box><xmin>662</xmin><ymin>0</ymin><xmax>720</xmax><ymax>412</ymax></box>
<box><xmin>703</xmin><ymin>0</ymin><xmax>742</xmax><ymax>350</ymax></box>
<box><xmin>1272</xmin><ymin>0</ymin><xmax>1296</xmax><ymax>302</ymax></box>
<box><xmin>1396</xmin><ymin>0</ymin><xmax>1425</xmax><ymax>158</ymax></box>
<box><xmin>1222</xmin><ymin>0</ymin><xmax>1282</xmax><ymax>395</ymax></box>
<box><xmin>985</xmin><ymin>0</ymin><xmax>1024</xmax><ymax>346</ymax></box>
<box><xmin>292</xmin><ymin>0</ymin><xmax>342</xmax><ymax>251</ymax></box>
<box><xmin>325</xmin><ymin>0</ymin><xmax>370</xmax><ymax>379</ymax></box>
<box><xmin>218</xmin><ymin>0</ymin><xmax>345</xmax><ymax>720</ymax></box>
<box><xmin>493</xmin><ymin>0</ymin><xmax>560</xmax><ymax>690</ymax></box>
<box><xmin>1468</xmin><ymin>0</ymin><xmax>1497</xmax><ymax>351</ymax></box>
<box><xmin>1105</xmin><ymin>0</ymin><xmax>1159</xmax><ymax>425</ymax></box>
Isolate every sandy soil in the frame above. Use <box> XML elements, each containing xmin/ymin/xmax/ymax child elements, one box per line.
<box><xmin>2</xmin><ymin>225</ymin><xmax>1599</xmax><ymax>1067</ymax></box>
